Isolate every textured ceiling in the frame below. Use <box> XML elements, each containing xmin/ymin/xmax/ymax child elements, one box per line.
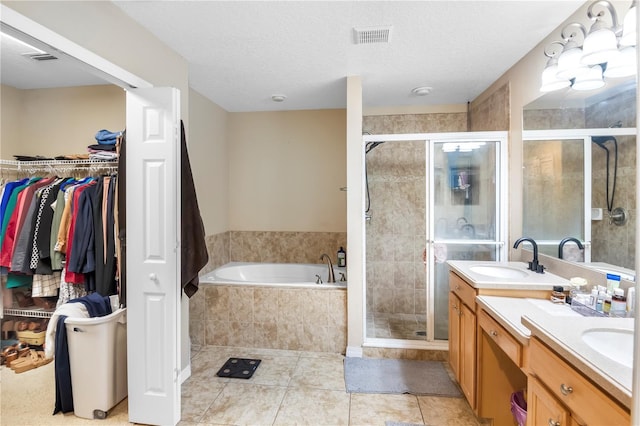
<box><xmin>2</xmin><ymin>1</ymin><xmax>585</xmax><ymax>112</ymax></box>
<box><xmin>112</xmin><ymin>1</ymin><xmax>584</xmax><ymax>112</ymax></box>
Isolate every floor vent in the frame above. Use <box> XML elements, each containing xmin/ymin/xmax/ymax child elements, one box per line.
<box><xmin>353</xmin><ymin>26</ymin><xmax>392</xmax><ymax>45</ymax></box>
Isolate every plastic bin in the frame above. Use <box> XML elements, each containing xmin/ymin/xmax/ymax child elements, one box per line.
<box><xmin>510</xmin><ymin>390</ymin><xmax>527</xmax><ymax>426</ymax></box>
<box><xmin>65</xmin><ymin>306</ymin><xmax>127</xmax><ymax>419</ymax></box>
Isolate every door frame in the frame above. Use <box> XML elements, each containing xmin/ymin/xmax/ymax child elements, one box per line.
<box><xmin>0</xmin><ymin>6</ymin><xmax>183</xmax><ymax>425</ymax></box>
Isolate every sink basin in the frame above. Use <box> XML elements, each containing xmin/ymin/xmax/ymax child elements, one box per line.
<box><xmin>469</xmin><ymin>265</ymin><xmax>529</xmax><ymax>279</ymax></box>
<box><xmin>581</xmin><ymin>328</ymin><xmax>634</xmax><ymax>368</ymax></box>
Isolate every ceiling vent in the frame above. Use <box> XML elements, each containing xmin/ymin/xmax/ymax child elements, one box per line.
<box><xmin>24</xmin><ymin>53</ymin><xmax>58</xmax><ymax>61</ymax></box>
<box><xmin>353</xmin><ymin>26</ymin><xmax>392</xmax><ymax>45</ymax></box>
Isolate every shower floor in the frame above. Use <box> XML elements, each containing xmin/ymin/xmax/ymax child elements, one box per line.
<box><xmin>367</xmin><ymin>312</ymin><xmax>427</xmax><ymax>340</ymax></box>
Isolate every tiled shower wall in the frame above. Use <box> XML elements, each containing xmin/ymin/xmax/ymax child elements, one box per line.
<box><xmin>523</xmin><ymin>89</ymin><xmax>636</xmax><ymax>270</ymax></box>
<box><xmin>362</xmin><ymin>113</ymin><xmax>467</xmax><ymax>319</ymax></box>
<box><xmin>189</xmin><ymin>230</ymin><xmax>348</xmax><ymax>351</ymax></box>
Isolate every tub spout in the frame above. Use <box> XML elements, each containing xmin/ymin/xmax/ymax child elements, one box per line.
<box><xmin>320</xmin><ymin>253</ymin><xmax>336</xmax><ymax>283</ymax></box>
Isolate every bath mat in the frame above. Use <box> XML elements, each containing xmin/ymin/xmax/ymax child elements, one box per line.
<box><xmin>344</xmin><ymin>357</ymin><xmax>461</xmax><ymax>397</ymax></box>
<box><xmin>216</xmin><ymin>357</ymin><xmax>261</xmax><ymax>379</ymax></box>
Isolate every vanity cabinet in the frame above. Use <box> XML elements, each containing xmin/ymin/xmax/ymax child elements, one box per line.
<box><xmin>528</xmin><ymin>337</ymin><xmax>630</xmax><ymax>426</ymax></box>
<box><xmin>448</xmin><ymin>272</ymin><xmax>477</xmax><ymax>408</ymax></box>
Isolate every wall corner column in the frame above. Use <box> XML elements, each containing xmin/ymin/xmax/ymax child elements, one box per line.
<box><xmin>346</xmin><ymin>76</ymin><xmax>364</xmax><ymax>356</ymax></box>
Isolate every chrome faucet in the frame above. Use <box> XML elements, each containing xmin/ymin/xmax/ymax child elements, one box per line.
<box><xmin>513</xmin><ymin>237</ymin><xmax>544</xmax><ymax>273</ymax></box>
<box><xmin>558</xmin><ymin>237</ymin><xmax>584</xmax><ymax>259</ymax></box>
<box><xmin>320</xmin><ymin>253</ymin><xmax>336</xmax><ymax>283</ymax></box>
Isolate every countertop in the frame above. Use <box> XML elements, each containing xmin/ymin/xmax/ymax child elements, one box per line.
<box><xmin>447</xmin><ymin>260</ymin><xmax>570</xmax><ymax>289</ymax></box>
<box><xmin>476</xmin><ymin>295</ymin><xmax>633</xmax><ymax>409</ymax></box>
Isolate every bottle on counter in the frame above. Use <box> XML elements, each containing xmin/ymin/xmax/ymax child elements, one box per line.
<box><xmin>337</xmin><ymin>247</ymin><xmax>346</xmax><ymax>267</ymax></box>
<box><xmin>611</xmin><ymin>288</ymin><xmax>627</xmax><ymax>315</ymax></box>
<box><xmin>627</xmin><ymin>287</ymin><xmax>636</xmax><ymax>314</ymax></box>
<box><xmin>603</xmin><ymin>292</ymin><xmax>612</xmax><ymax>314</ymax></box>
<box><xmin>551</xmin><ymin>286</ymin><xmax>566</xmax><ymax>304</ymax></box>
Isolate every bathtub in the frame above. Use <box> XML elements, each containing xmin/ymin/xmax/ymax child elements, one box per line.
<box><xmin>200</xmin><ymin>262</ymin><xmax>347</xmax><ymax>288</ymax></box>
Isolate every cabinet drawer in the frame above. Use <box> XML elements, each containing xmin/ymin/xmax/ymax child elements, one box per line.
<box><xmin>529</xmin><ymin>338</ymin><xmax>629</xmax><ymax>425</ymax></box>
<box><xmin>478</xmin><ymin>309</ymin><xmax>522</xmax><ymax>367</ymax></box>
<box><xmin>449</xmin><ymin>272</ymin><xmax>476</xmax><ymax>309</ymax></box>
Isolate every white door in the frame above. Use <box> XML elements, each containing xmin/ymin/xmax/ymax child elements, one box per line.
<box><xmin>126</xmin><ymin>87</ymin><xmax>181</xmax><ymax>425</ymax></box>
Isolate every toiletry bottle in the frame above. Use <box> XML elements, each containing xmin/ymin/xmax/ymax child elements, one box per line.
<box><xmin>603</xmin><ymin>292</ymin><xmax>612</xmax><ymax>314</ymax></box>
<box><xmin>627</xmin><ymin>287</ymin><xmax>636</xmax><ymax>314</ymax></box>
<box><xmin>596</xmin><ymin>291</ymin><xmax>606</xmax><ymax>312</ymax></box>
<box><xmin>611</xmin><ymin>288</ymin><xmax>627</xmax><ymax>315</ymax></box>
<box><xmin>337</xmin><ymin>247</ymin><xmax>346</xmax><ymax>267</ymax></box>
<box><xmin>607</xmin><ymin>273</ymin><xmax>621</xmax><ymax>293</ymax></box>
<box><xmin>589</xmin><ymin>288</ymin><xmax>598</xmax><ymax>309</ymax></box>
<box><xmin>551</xmin><ymin>286</ymin><xmax>566</xmax><ymax>304</ymax></box>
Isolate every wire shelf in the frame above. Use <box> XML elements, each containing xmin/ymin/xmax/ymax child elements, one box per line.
<box><xmin>4</xmin><ymin>308</ymin><xmax>54</xmax><ymax>318</ymax></box>
<box><xmin>0</xmin><ymin>159</ymin><xmax>118</xmax><ymax>175</ymax></box>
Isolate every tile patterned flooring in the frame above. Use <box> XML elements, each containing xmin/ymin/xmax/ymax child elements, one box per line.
<box><xmin>367</xmin><ymin>312</ymin><xmax>427</xmax><ymax>340</ymax></box>
<box><xmin>1</xmin><ymin>344</ymin><xmax>486</xmax><ymax>425</ymax></box>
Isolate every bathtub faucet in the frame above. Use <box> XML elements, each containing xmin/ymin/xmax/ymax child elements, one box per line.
<box><xmin>320</xmin><ymin>253</ymin><xmax>336</xmax><ymax>283</ymax></box>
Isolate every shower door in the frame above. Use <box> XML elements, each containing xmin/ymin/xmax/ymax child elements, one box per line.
<box><xmin>364</xmin><ymin>132</ymin><xmax>507</xmax><ymax>345</ymax></box>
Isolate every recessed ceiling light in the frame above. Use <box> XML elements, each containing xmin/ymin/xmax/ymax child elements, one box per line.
<box><xmin>411</xmin><ymin>86</ymin><xmax>432</xmax><ymax>96</ymax></box>
<box><xmin>271</xmin><ymin>94</ymin><xmax>287</xmax><ymax>102</ymax></box>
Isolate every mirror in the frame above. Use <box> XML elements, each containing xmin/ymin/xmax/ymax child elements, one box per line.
<box><xmin>522</xmin><ymin>76</ymin><xmax>636</xmax><ymax>278</ymax></box>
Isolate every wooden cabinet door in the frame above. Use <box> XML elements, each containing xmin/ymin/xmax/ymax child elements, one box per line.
<box><xmin>528</xmin><ymin>376</ymin><xmax>571</xmax><ymax>426</ymax></box>
<box><xmin>460</xmin><ymin>302</ymin><xmax>476</xmax><ymax>408</ymax></box>
<box><xmin>448</xmin><ymin>292</ymin><xmax>461</xmax><ymax>381</ymax></box>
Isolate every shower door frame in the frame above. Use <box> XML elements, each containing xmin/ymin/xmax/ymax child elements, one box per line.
<box><xmin>523</xmin><ymin>127</ymin><xmax>636</xmax><ymax>260</ymax></box>
<box><xmin>362</xmin><ymin>131</ymin><xmax>509</xmax><ymax>350</ymax></box>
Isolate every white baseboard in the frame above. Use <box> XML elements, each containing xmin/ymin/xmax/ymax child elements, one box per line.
<box><xmin>179</xmin><ymin>363</ymin><xmax>191</xmax><ymax>384</ymax></box>
<box><xmin>346</xmin><ymin>346</ymin><xmax>363</xmax><ymax>358</ymax></box>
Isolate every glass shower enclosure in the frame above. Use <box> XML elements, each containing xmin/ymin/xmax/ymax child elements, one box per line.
<box><xmin>363</xmin><ymin>132</ymin><xmax>508</xmax><ymax>347</ymax></box>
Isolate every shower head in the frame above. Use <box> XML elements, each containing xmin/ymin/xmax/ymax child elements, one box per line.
<box><xmin>592</xmin><ymin>136</ymin><xmax>617</xmax><ymax>147</ymax></box>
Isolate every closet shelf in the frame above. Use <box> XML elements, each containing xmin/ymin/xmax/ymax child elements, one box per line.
<box><xmin>4</xmin><ymin>307</ymin><xmax>53</xmax><ymax>318</ymax></box>
<box><xmin>0</xmin><ymin>159</ymin><xmax>118</xmax><ymax>174</ymax></box>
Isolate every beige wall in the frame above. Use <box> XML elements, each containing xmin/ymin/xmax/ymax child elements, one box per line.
<box><xmin>228</xmin><ymin>109</ymin><xmax>347</xmax><ymax>232</ymax></box>
<box><xmin>470</xmin><ymin>1</ymin><xmax>630</xmax><ymax>251</ymax></box>
<box><xmin>0</xmin><ymin>84</ymin><xmax>22</xmax><ymax>159</ymax></box>
<box><xmin>188</xmin><ymin>89</ymin><xmax>229</xmax><ymax>235</ymax></box>
<box><xmin>2</xmin><ymin>0</ymin><xmax>189</xmax><ymax>127</ymax></box>
<box><xmin>0</xmin><ymin>84</ymin><xmax>125</xmax><ymax>159</ymax></box>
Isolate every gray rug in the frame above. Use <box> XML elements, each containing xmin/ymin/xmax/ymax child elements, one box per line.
<box><xmin>344</xmin><ymin>357</ymin><xmax>462</xmax><ymax>397</ymax></box>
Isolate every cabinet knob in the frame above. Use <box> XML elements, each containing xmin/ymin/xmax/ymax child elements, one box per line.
<box><xmin>490</xmin><ymin>330</ymin><xmax>498</xmax><ymax>337</ymax></box>
<box><xmin>548</xmin><ymin>419</ymin><xmax>561</xmax><ymax>426</ymax></box>
<box><xmin>559</xmin><ymin>383</ymin><xmax>573</xmax><ymax>396</ymax></box>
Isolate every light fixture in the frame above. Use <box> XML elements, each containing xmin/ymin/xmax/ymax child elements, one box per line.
<box><xmin>582</xmin><ymin>1</ymin><xmax>620</xmax><ymax>65</ymax></box>
<box><xmin>540</xmin><ymin>42</ymin><xmax>572</xmax><ymax>92</ymax></box>
<box><xmin>572</xmin><ymin>64</ymin><xmax>605</xmax><ymax>90</ymax></box>
<box><xmin>271</xmin><ymin>94</ymin><xmax>286</xmax><ymax>102</ymax></box>
<box><xmin>556</xmin><ymin>23</ymin><xmax>589</xmax><ymax>79</ymax></box>
<box><xmin>411</xmin><ymin>86</ymin><xmax>432</xmax><ymax>96</ymax></box>
<box><xmin>603</xmin><ymin>45</ymin><xmax>637</xmax><ymax>77</ymax></box>
<box><xmin>620</xmin><ymin>0</ymin><xmax>637</xmax><ymax>46</ymax></box>
<box><xmin>540</xmin><ymin>0</ymin><xmax>637</xmax><ymax>93</ymax></box>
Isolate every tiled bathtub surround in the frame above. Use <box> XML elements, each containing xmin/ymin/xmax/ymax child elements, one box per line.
<box><xmin>196</xmin><ymin>284</ymin><xmax>347</xmax><ymax>353</ymax></box>
<box><xmin>229</xmin><ymin>230</ymin><xmax>347</xmax><ymax>264</ymax></box>
<box><xmin>192</xmin><ymin>230</ymin><xmax>347</xmax><ymax>352</ymax></box>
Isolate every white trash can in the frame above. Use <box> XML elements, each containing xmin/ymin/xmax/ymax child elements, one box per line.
<box><xmin>65</xmin><ymin>306</ymin><xmax>127</xmax><ymax>420</ymax></box>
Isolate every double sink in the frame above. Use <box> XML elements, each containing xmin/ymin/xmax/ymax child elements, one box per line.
<box><xmin>449</xmin><ymin>260</ymin><xmax>635</xmax><ymax>390</ymax></box>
